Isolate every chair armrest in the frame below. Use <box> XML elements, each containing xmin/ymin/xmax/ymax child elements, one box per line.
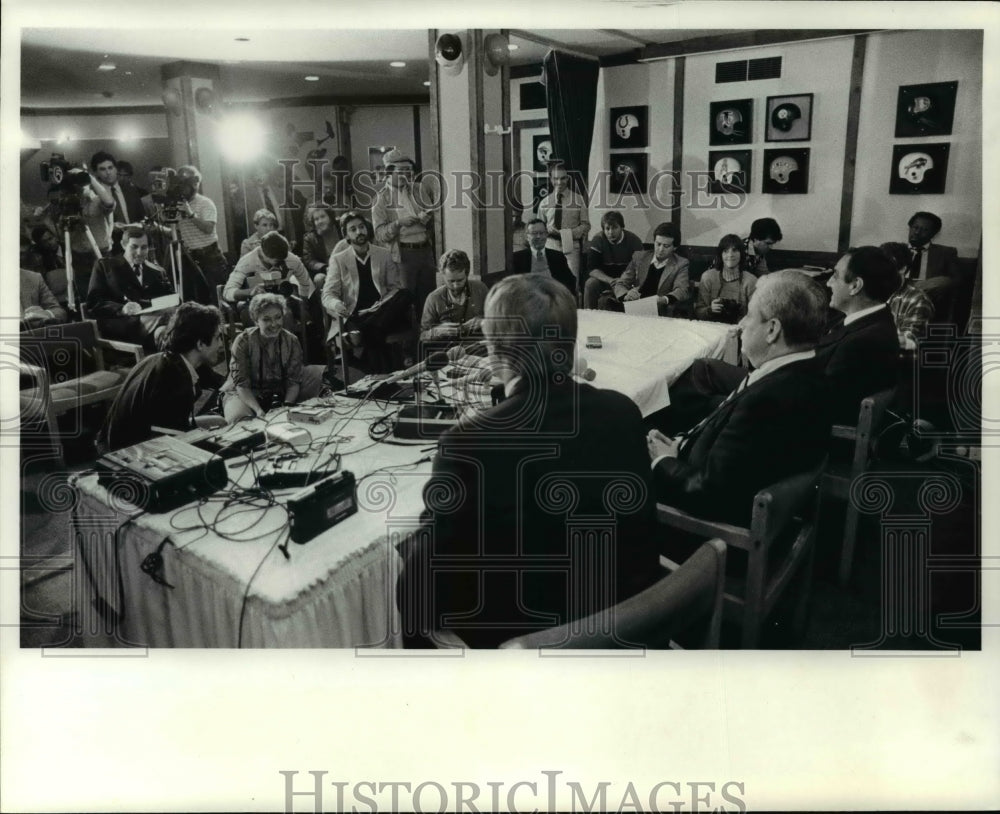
<box><xmin>19</xmin><ymin>361</ymin><xmax>49</xmax><ymax>391</ymax></box>
<box><xmin>95</xmin><ymin>336</ymin><xmax>145</xmax><ymax>364</ymax></box>
<box><xmin>656</xmin><ymin>502</ymin><xmax>750</xmax><ymax>546</ymax></box>
<box><xmin>830</xmin><ymin>424</ymin><xmax>857</xmax><ymax>441</ymax></box>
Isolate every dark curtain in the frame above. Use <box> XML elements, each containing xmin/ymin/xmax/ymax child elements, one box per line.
<box><xmin>543</xmin><ymin>50</ymin><xmax>600</xmax><ymax>192</ymax></box>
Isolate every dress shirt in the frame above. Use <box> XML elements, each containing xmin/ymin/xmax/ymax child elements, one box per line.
<box><xmin>530</xmin><ymin>249</ymin><xmax>551</xmax><ymax>275</ymax></box>
<box><xmin>907</xmin><ymin>242</ymin><xmax>931</xmax><ymax>280</ymax></box>
<box><xmin>842</xmin><ymin>302</ymin><xmax>887</xmax><ymax>327</ymax></box>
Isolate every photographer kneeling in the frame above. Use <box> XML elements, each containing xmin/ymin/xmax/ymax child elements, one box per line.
<box><xmin>219</xmin><ymin>292</ymin><xmax>323</xmax><ymax>422</ymax></box>
<box><xmin>694</xmin><ymin>233</ymin><xmax>758</xmax><ymax>324</ymax></box>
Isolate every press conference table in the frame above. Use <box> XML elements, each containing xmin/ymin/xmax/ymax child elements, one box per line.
<box><xmin>71</xmin><ymin>313</ymin><xmax>735</xmax><ymax>648</ymax></box>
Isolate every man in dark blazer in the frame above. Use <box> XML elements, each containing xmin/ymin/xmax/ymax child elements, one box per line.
<box><xmin>648</xmin><ymin>271</ymin><xmax>832</xmax><ymax>525</ymax></box>
<box><xmin>397</xmin><ymin>274</ymin><xmax>660</xmax><ymax>648</ymax></box>
<box><xmin>820</xmin><ymin>246</ymin><xmax>902</xmax><ymax>424</ymax></box>
<box><xmin>97</xmin><ymin>303</ymin><xmax>225</xmax><ymax>453</ymax></box>
<box><xmin>511</xmin><ymin>218</ymin><xmax>577</xmax><ymax>294</ymax></box>
<box><xmin>86</xmin><ymin>225</ymin><xmax>175</xmax><ymax>352</ymax></box>
<box><xmin>904</xmin><ymin>210</ymin><xmax>966</xmax><ymax>323</ymax></box>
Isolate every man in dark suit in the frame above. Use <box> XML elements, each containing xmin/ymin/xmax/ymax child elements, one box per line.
<box><xmin>820</xmin><ymin>245</ymin><xmax>902</xmax><ymax>424</ymax></box>
<box><xmin>85</xmin><ymin>225</ymin><xmax>176</xmax><ymax>352</ymax></box>
<box><xmin>397</xmin><ymin>274</ymin><xmax>660</xmax><ymax>648</ymax></box>
<box><xmin>648</xmin><ymin>271</ymin><xmax>832</xmax><ymax>526</ymax></box>
<box><xmin>511</xmin><ymin>218</ymin><xmax>577</xmax><ymax>294</ymax></box>
<box><xmin>97</xmin><ymin>302</ymin><xmax>225</xmax><ymax>453</ymax></box>
<box><xmin>904</xmin><ymin>210</ymin><xmax>965</xmax><ymax>323</ymax></box>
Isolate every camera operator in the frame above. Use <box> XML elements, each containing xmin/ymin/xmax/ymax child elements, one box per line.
<box><xmin>173</xmin><ymin>164</ymin><xmax>229</xmax><ymax>304</ymax></box>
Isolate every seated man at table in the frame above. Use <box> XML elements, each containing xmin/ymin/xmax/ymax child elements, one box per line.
<box><xmin>396</xmin><ymin>273</ymin><xmax>660</xmax><ymax>648</ymax></box>
<box><xmin>601</xmin><ymin>222</ymin><xmax>690</xmax><ymax>316</ymax></box>
<box><xmin>511</xmin><ymin>218</ymin><xmax>578</xmax><ymax>295</ymax></box>
<box><xmin>582</xmin><ymin>210</ymin><xmax>644</xmax><ymax>309</ymax></box>
<box><xmin>647</xmin><ymin>270</ymin><xmax>832</xmax><ymax>525</ymax></box>
<box><xmin>85</xmin><ymin>225</ymin><xmax>176</xmax><ymax>353</ymax></box>
<box><xmin>666</xmin><ymin>247</ymin><xmax>901</xmax><ymax>432</ymax></box>
<box><xmin>419</xmin><ymin>249</ymin><xmax>488</xmax><ymax>348</ymax></box>
<box><xmin>97</xmin><ymin>302</ymin><xmax>226</xmax><ymax>453</ymax></box>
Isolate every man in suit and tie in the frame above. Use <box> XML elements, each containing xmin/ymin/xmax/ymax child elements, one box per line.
<box><xmin>904</xmin><ymin>211</ymin><xmax>965</xmax><ymax>323</ymax></box>
<box><xmin>90</xmin><ymin>150</ymin><xmax>146</xmax><ymax>238</ymax></box>
<box><xmin>511</xmin><ymin>218</ymin><xmax>578</xmax><ymax>294</ymax></box>
<box><xmin>85</xmin><ymin>225</ymin><xmax>176</xmax><ymax>352</ymax></box>
<box><xmin>397</xmin><ymin>273</ymin><xmax>660</xmax><ymax>647</ymax></box>
<box><xmin>322</xmin><ymin>210</ymin><xmax>414</xmax><ymax>372</ymax></box>
<box><xmin>97</xmin><ymin>302</ymin><xmax>226</xmax><ymax>453</ymax></box>
<box><xmin>534</xmin><ymin>161</ymin><xmax>590</xmax><ymax>280</ymax></box>
<box><xmin>648</xmin><ymin>270</ymin><xmax>832</xmax><ymax>525</ymax></box>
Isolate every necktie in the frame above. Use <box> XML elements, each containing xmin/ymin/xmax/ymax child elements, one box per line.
<box><xmin>537</xmin><ymin>250</ymin><xmax>544</xmax><ymax>260</ymax></box>
<box><xmin>677</xmin><ymin>374</ymin><xmax>750</xmax><ymax>455</ymax></box>
<box><xmin>134</xmin><ymin>264</ymin><xmax>144</xmax><ymax>287</ymax></box>
<box><xmin>113</xmin><ymin>185</ymin><xmax>129</xmax><ymax>221</ymax></box>
<box><xmin>553</xmin><ymin>192</ymin><xmax>563</xmax><ymax>230</ymax></box>
<box><xmin>907</xmin><ymin>246</ymin><xmax>924</xmax><ymax>280</ymax></box>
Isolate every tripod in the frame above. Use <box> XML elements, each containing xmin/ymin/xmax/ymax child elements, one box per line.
<box><xmin>145</xmin><ymin>214</ymin><xmax>211</xmax><ymax>304</ymax></box>
<box><xmin>62</xmin><ymin>220</ymin><xmax>101</xmax><ymax>314</ymax></box>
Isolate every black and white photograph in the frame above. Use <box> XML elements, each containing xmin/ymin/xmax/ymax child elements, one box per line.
<box><xmin>4</xmin><ymin>7</ymin><xmax>996</xmax><ymax>814</ymax></box>
<box><xmin>709</xmin><ymin>98</ymin><xmax>753</xmax><ymax>145</ymax></box>
<box><xmin>895</xmin><ymin>80</ymin><xmax>959</xmax><ymax>138</ymax></box>
<box><xmin>889</xmin><ymin>142</ymin><xmax>950</xmax><ymax>194</ymax></box>
<box><xmin>609</xmin><ymin>105</ymin><xmax>649</xmax><ymax>148</ymax></box>
<box><xmin>765</xmin><ymin>93</ymin><xmax>814</xmax><ymax>141</ymax></box>
<box><xmin>762</xmin><ymin>147</ymin><xmax>810</xmax><ymax>193</ymax></box>
<box><xmin>708</xmin><ymin>149</ymin><xmax>752</xmax><ymax>194</ymax></box>
<box><xmin>608</xmin><ymin>152</ymin><xmax>648</xmax><ymax>194</ymax></box>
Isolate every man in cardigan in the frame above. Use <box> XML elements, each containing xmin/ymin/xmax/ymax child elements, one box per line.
<box><xmin>322</xmin><ymin>211</ymin><xmax>413</xmax><ymax>372</ymax></box>
<box><xmin>648</xmin><ymin>270</ymin><xmax>832</xmax><ymax>525</ymax></box>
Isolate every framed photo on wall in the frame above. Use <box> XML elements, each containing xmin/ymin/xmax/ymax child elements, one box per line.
<box><xmin>709</xmin><ymin>99</ymin><xmax>752</xmax><ymax>145</ymax></box>
<box><xmin>519</xmin><ymin>81</ymin><xmax>547</xmax><ymax>112</ymax></box>
<box><xmin>890</xmin><ymin>143</ymin><xmax>950</xmax><ymax>195</ymax></box>
<box><xmin>762</xmin><ymin>148</ymin><xmax>810</xmax><ymax>194</ymax></box>
<box><xmin>895</xmin><ymin>81</ymin><xmax>958</xmax><ymax>138</ymax></box>
<box><xmin>609</xmin><ymin>153</ymin><xmax>648</xmax><ymax>195</ymax></box>
<box><xmin>610</xmin><ymin>105</ymin><xmax>649</xmax><ymax>148</ymax></box>
<box><xmin>532</xmin><ymin>134</ymin><xmax>554</xmax><ymax>173</ymax></box>
<box><xmin>708</xmin><ymin>150</ymin><xmax>752</xmax><ymax>194</ymax></box>
<box><xmin>765</xmin><ymin>93</ymin><xmax>814</xmax><ymax>142</ymax></box>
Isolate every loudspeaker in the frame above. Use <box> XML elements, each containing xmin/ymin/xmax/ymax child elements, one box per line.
<box><xmin>435</xmin><ymin>32</ymin><xmax>465</xmax><ymax>76</ymax></box>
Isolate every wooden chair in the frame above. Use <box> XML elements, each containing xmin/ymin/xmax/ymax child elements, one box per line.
<box><xmin>656</xmin><ymin>467</ymin><xmax>823</xmax><ymax>648</ymax></box>
<box><xmin>77</xmin><ymin>304</ymin><xmax>147</xmax><ymax>365</ymax></box>
<box><xmin>819</xmin><ymin>389</ymin><xmax>897</xmax><ymax>585</ymax></box>
<box><xmin>433</xmin><ymin>539</ymin><xmax>727</xmax><ymax>650</ymax></box>
<box><xmin>19</xmin><ymin>321</ymin><xmax>137</xmax><ymax>465</ymax></box>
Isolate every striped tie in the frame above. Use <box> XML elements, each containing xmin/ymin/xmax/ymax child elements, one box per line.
<box><xmin>677</xmin><ymin>374</ymin><xmax>750</xmax><ymax>455</ymax></box>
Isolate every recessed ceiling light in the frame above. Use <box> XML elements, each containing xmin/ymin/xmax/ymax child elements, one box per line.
<box><xmin>124</xmin><ymin>70</ymin><xmax>132</xmax><ymax>76</ymax></box>
<box><xmin>97</xmin><ymin>61</ymin><xmax>116</xmax><ymax>71</ymax></box>
<box><xmin>389</xmin><ymin>61</ymin><xmax>406</xmax><ymax>68</ymax></box>
<box><xmin>423</xmin><ymin>81</ymin><xmax>431</xmax><ymax>87</ymax></box>
<box><xmin>508</xmin><ymin>43</ymin><xmax>519</xmax><ymax>51</ymax></box>
<box><xmin>235</xmin><ymin>37</ymin><xmax>250</xmax><ymax>42</ymax></box>
<box><xmin>304</xmin><ymin>75</ymin><xmax>319</xmax><ymax>82</ymax></box>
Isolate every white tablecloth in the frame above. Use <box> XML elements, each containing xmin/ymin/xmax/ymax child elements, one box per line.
<box><xmin>71</xmin><ymin>313</ymin><xmax>736</xmax><ymax>647</ymax></box>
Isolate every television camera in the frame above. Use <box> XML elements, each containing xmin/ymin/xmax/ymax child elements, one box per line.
<box><xmin>147</xmin><ymin>168</ymin><xmax>197</xmax><ymax>224</ymax></box>
<box><xmin>40</xmin><ymin>153</ymin><xmax>92</xmax><ymax>229</ymax></box>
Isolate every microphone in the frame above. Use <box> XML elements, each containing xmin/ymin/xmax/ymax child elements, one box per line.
<box><xmin>382</xmin><ymin>351</ymin><xmax>451</xmax><ymax>384</ymax></box>
<box><xmin>445</xmin><ymin>340</ymin><xmax>487</xmax><ymax>364</ymax></box>
<box><xmin>574</xmin><ymin>357</ymin><xmax>597</xmax><ymax>382</ymax></box>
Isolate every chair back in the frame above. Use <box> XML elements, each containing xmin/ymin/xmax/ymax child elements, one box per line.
<box><xmin>750</xmin><ymin>466</ymin><xmax>823</xmax><ymax>549</ymax></box>
<box><xmin>499</xmin><ymin>539</ymin><xmax>726</xmax><ymax>649</ymax></box>
<box><xmin>20</xmin><ymin>320</ymin><xmax>104</xmax><ymax>378</ymax></box>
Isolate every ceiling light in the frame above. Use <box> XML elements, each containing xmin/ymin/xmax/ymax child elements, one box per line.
<box><xmin>304</xmin><ymin>75</ymin><xmax>319</xmax><ymax>82</ymax></box>
<box><xmin>217</xmin><ymin>112</ymin><xmax>266</xmax><ymax>163</ymax></box>
<box><xmin>508</xmin><ymin>43</ymin><xmax>519</xmax><ymax>51</ymax></box>
<box><xmin>124</xmin><ymin>71</ymin><xmax>133</xmax><ymax>76</ymax></box>
<box><xmin>390</xmin><ymin>61</ymin><xmax>406</xmax><ymax>68</ymax></box>
<box><xmin>423</xmin><ymin>81</ymin><xmax>431</xmax><ymax>87</ymax></box>
<box><xmin>97</xmin><ymin>61</ymin><xmax>116</xmax><ymax>71</ymax></box>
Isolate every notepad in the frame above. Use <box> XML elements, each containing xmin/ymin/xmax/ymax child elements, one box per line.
<box><xmin>623</xmin><ymin>295</ymin><xmax>659</xmax><ymax>317</ymax></box>
<box><xmin>138</xmin><ymin>293</ymin><xmax>181</xmax><ymax>314</ymax></box>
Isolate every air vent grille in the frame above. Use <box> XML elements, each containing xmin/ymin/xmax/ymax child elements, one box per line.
<box><xmin>715</xmin><ymin>60</ymin><xmax>747</xmax><ymax>83</ymax></box>
<box><xmin>715</xmin><ymin>56</ymin><xmax>782</xmax><ymax>83</ymax></box>
<box><xmin>748</xmin><ymin>56</ymin><xmax>782</xmax><ymax>80</ymax></box>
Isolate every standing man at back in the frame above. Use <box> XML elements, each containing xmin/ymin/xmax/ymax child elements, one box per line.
<box><xmin>535</xmin><ymin>161</ymin><xmax>590</xmax><ymax>284</ymax></box>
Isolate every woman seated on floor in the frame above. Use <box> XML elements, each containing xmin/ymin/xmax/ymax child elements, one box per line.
<box><xmin>694</xmin><ymin>233</ymin><xmax>758</xmax><ymax>324</ymax></box>
<box><xmin>219</xmin><ymin>292</ymin><xmax>323</xmax><ymax>422</ymax></box>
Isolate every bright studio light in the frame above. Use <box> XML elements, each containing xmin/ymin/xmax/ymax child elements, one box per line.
<box><xmin>217</xmin><ymin>113</ymin><xmax>266</xmax><ymax>163</ymax></box>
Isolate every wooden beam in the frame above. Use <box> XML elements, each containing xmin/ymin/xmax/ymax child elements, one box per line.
<box><xmin>639</xmin><ymin>29</ymin><xmax>878</xmax><ymax>61</ymax></box>
<box><xmin>838</xmin><ymin>34</ymin><xmax>868</xmax><ymax>255</ymax></box>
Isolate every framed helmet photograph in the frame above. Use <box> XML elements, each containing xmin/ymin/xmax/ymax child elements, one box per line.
<box><xmin>766</xmin><ymin>93</ymin><xmax>814</xmax><ymax>142</ymax></box>
<box><xmin>609</xmin><ymin>105</ymin><xmax>649</xmax><ymax>148</ymax></box>
<box><xmin>762</xmin><ymin>148</ymin><xmax>810</xmax><ymax>194</ymax></box>
<box><xmin>709</xmin><ymin>99</ymin><xmax>753</xmax><ymax>145</ymax></box>
<box><xmin>894</xmin><ymin>81</ymin><xmax>958</xmax><ymax>138</ymax></box>
<box><xmin>708</xmin><ymin>149</ymin><xmax>752</xmax><ymax>194</ymax></box>
<box><xmin>889</xmin><ymin>142</ymin><xmax>950</xmax><ymax>194</ymax></box>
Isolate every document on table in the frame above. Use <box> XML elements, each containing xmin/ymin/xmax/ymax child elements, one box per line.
<box><xmin>623</xmin><ymin>295</ymin><xmax>659</xmax><ymax>317</ymax></box>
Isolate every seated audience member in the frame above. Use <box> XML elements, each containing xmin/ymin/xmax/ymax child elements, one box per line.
<box><xmin>96</xmin><ymin>303</ymin><xmax>226</xmax><ymax>453</ymax></box>
<box><xmin>396</xmin><ymin>273</ymin><xmax>660</xmax><ymax>648</ymax></box>
<box><xmin>583</xmin><ymin>211</ymin><xmax>644</xmax><ymax>309</ymax></box>
<box><xmin>239</xmin><ymin>208</ymin><xmax>280</xmax><ymax>257</ymax></box>
<box><xmin>322</xmin><ymin>211</ymin><xmax>414</xmax><ymax>372</ymax></box>
<box><xmin>420</xmin><ymin>249</ymin><xmax>488</xmax><ymax>345</ymax></box>
<box><xmin>648</xmin><ymin>270</ymin><xmax>832</xmax><ymax>525</ymax></box>
<box><xmin>20</xmin><ymin>268</ymin><xmax>68</xmax><ymax>329</ymax></box>
<box><xmin>24</xmin><ymin>226</ymin><xmax>68</xmax><ymax>305</ymax></box>
<box><xmin>511</xmin><ymin>218</ymin><xmax>577</xmax><ymax>294</ymax></box>
<box><xmin>219</xmin><ymin>293</ymin><xmax>323</xmax><ymax>422</ymax></box>
<box><xmin>85</xmin><ymin>225</ymin><xmax>175</xmax><ymax>352</ymax></box>
<box><xmin>880</xmin><ymin>242</ymin><xmax>935</xmax><ymax>349</ymax></box>
<box><xmin>224</xmin><ymin>231</ymin><xmax>314</xmax><ymax>305</ymax></box>
<box><xmin>743</xmin><ymin>217</ymin><xmax>782</xmax><ymax>276</ymax></box>
<box><xmin>695</xmin><ymin>233</ymin><xmax>758</xmax><ymax>324</ymax></box>
<box><xmin>301</xmin><ymin>204</ymin><xmax>341</xmax><ymax>287</ymax></box>
<box><xmin>604</xmin><ymin>222</ymin><xmax>690</xmax><ymax>315</ymax></box>
<box><xmin>902</xmin><ymin>211</ymin><xmax>966</xmax><ymax>320</ymax></box>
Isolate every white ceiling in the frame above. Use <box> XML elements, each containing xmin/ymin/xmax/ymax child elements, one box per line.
<box><xmin>19</xmin><ymin>28</ymin><xmax>742</xmax><ymax>109</ymax></box>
